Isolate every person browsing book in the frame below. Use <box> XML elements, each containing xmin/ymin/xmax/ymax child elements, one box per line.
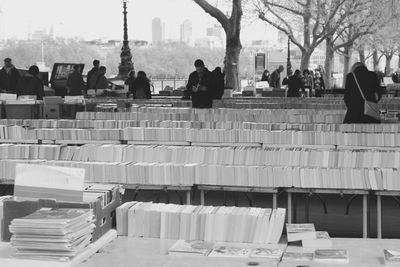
<box><xmin>185</xmin><ymin>59</ymin><xmax>214</xmax><ymax>108</ymax></box>
<box><xmin>344</xmin><ymin>62</ymin><xmax>383</xmax><ymax>123</ymax></box>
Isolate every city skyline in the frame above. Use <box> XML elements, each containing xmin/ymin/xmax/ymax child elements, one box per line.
<box><xmin>0</xmin><ymin>0</ymin><xmax>278</xmax><ymax>45</ymax></box>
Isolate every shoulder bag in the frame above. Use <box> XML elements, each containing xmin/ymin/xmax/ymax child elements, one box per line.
<box><xmin>352</xmin><ymin>72</ymin><xmax>380</xmax><ymax>121</ymax></box>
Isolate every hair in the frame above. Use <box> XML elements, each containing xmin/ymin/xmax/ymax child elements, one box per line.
<box><xmin>278</xmin><ymin>65</ymin><xmax>284</xmax><ymax>70</ymax></box>
<box><xmin>137</xmin><ymin>71</ymin><xmax>147</xmax><ymax>77</ymax></box>
<box><xmin>194</xmin><ymin>59</ymin><xmax>205</xmax><ymax>68</ymax></box>
<box><xmin>351</xmin><ymin>62</ymin><xmax>367</xmax><ymax>72</ymax></box>
<box><xmin>93</xmin><ymin>60</ymin><xmax>100</xmax><ymax>67</ymax></box>
<box><xmin>73</xmin><ymin>65</ymin><xmax>80</xmax><ymax>71</ymax></box>
<box><xmin>303</xmin><ymin>69</ymin><xmax>310</xmax><ymax>75</ymax></box>
<box><xmin>28</xmin><ymin>65</ymin><xmax>39</xmax><ymax>76</ymax></box>
<box><xmin>294</xmin><ymin>69</ymin><xmax>301</xmax><ymax>76</ymax></box>
<box><xmin>4</xmin><ymin>58</ymin><xmax>11</xmax><ymax>63</ymax></box>
<box><xmin>99</xmin><ymin>66</ymin><xmax>106</xmax><ymax>72</ymax></box>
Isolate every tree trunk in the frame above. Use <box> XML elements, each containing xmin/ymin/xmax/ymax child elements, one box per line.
<box><xmin>342</xmin><ymin>46</ymin><xmax>353</xmax><ymax>88</ymax></box>
<box><xmin>398</xmin><ymin>54</ymin><xmax>400</xmax><ymax>69</ymax></box>
<box><xmin>385</xmin><ymin>54</ymin><xmax>393</xmax><ymax>76</ymax></box>
<box><xmin>225</xmin><ymin>41</ymin><xmax>241</xmax><ymax>91</ymax></box>
<box><xmin>300</xmin><ymin>49</ymin><xmax>312</xmax><ymax>71</ymax></box>
<box><xmin>373</xmin><ymin>50</ymin><xmax>380</xmax><ymax>71</ymax></box>
<box><xmin>359</xmin><ymin>49</ymin><xmax>366</xmax><ymax>64</ymax></box>
<box><xmin>324</xmin><ymin>36</ymin><xmax>335</xmax><ymax>90</ymax></box>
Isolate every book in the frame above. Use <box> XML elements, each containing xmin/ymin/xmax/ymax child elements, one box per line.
<box><xmin>249</xmin><ymin>247</ymin><xmax>284</xmax><ymax>261</ymax></box>
<box><xmin>314</xmin><ymin>249</ymin><xmax>349</xmax><ymax>263</ymax></box>
<box><xmin>282</xmin><ymin>251</ymin><xmax>314</xmax><ymax>261</ymax></box>
<box><xmin>384</xmin><ymin>249</ymin><xmax>400</xmax><ymax>265</ymax></box>
<box><xmin>302</xmin><ymin>231</ymin><xmax>332</xmax><ymax>248</ymax></box>
<box><xmin>208</xmin><ymin>245</ymin><xmax>251</xmax><ymax>258</ymax></box>
<box><xmin>286</xmin><ymin>223</ymin><xmax>316</xmax><ymax>242</ymax></box>
<box><xmin>168</xmin><ymin>240</ymin><xmax>213</xmax><ymax>256</ymax></box>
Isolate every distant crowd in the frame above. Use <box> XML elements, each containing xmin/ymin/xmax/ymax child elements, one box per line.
<box><xmin>260</xmin><ymin>65</ymin><xmax>326</xmax><ymax>97</ymax></box>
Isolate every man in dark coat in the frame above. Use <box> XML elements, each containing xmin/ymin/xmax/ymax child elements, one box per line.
<box><xmin>185</xmin><ymin>59</ymin><xmax>214</xmax><ymax>108</ymax></box>
<box><xmin>0</xmin><ymin>58</ymin><xmax>21</xmax><ymax>93</ymax></box>
<box><xmin>86</xmin><ymin>59</ymin><xmax>100</xmax><ymax>90</ymax></box>
<box><xmin>211</xmin><ymin>67</ymin><xmax>224</xmax><ymax>100</ymax></box>
<box><xmin>16</xmin><ymin>65</ymin><xmax>44</xmax><ymax>100</ymax></box>
<box><xmin>283</xmin><ymin>70</ymin><xmax>305</xmax><ymax>97</ymax></box>
<box><xmin>269</xmin><ymin>65</ymin><xmax>284</xmax><ymax>89</ymax></box>
<box><xmin>344</xmin><ymin>62</ymin><xmax>383</xmax><ymax>124</ymax></box>
<box><xmin>67</xmin><ymin>65</ymin><xmax>85</xmax><ymax>96</ymax></box>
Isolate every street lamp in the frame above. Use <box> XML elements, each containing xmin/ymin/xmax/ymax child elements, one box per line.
<box><xmin>117</xmin><ymin>0</ymin><xmax>134</xmax><ymax>80</ymax></box>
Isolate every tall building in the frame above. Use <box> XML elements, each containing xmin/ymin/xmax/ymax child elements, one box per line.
<box><xmin>152</xmin><ymin>17</ymin><xmax>165</xmax><ymax>45</ymax></box>
<box><xmin>180</xmin><ymin>19</ymin><xmax>192</xmax><ymax>45</ymax></box>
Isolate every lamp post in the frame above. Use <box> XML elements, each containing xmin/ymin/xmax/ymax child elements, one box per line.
<box><xmin>287</xmin><ymin>36</ymin><xmax>292</xmax><ymax>77</ymax></box>
<box><xmin>117</xmin><ymin>0</ymin><xmax>134</xmax><ymax>80</ymax></box>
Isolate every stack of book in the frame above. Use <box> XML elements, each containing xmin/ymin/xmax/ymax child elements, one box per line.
<box><xmin>286</xmin><ymin>223</ymin><xmax>332</xmax><ymax>249</ymax></box>
<box><xmin>9</xmin><ymin>208</ymin><xmax>95</xmax><ymax>261</ymax></box>
<box><xmin>117</xmin><ymin>202</ymin><xmax>286</xmax><ymax>244</ymax></box>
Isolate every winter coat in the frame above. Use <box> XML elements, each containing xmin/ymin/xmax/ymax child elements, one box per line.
<box><xmin>0</xmin><ymin>66</ymin><xmax>20</xmax><ymax>93</ymax></box>
<box><xmin>16</xmin><ymin>74</ymin><xmax>44</xmax><ymax>100</ymax></box>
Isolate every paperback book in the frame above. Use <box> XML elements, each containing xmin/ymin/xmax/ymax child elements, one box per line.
<box><xmin>168</xmin><ymin>240</ymin><xmax>214</xmax><ymax>256</ymax></box>
<box><xmin>286</xmin><ymin>223</ymin><xmax>316</xmax><ymax>242</ymax></box>
<box><xmin>314</xmin><ymin>249</ymin><xmax>349</xmax><ymax>263</ymax></box>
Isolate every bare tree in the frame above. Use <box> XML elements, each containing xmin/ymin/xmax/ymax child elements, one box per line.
<box><xmin>193</xmin><ymin>0</ymin><xmax>243</xmax><ymax>91</ymax></box>
<box><xmin>253</xmin><ymin>0</ymin><xmax>349</xmax><ymax>70</ymax></box>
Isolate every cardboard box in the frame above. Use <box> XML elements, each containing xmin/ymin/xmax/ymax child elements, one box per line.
<box><xmin>44</xmin><ymin>97</ymin><xmax>63</xmax><ymax>119</ymax></box>
<box><xmin>4</xmin><ymin>103</ymin><xmax>43</xmax><ymax>119</ymax></box>
<box><xmin>2</xmin><ymin>186</ymin><xmax>122</xmax><ymax>242</ymax></box>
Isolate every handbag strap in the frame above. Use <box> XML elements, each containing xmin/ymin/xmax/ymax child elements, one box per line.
<box><xmin>352</xmin><ymin>72</ymin><xmax>366</xmax><ymax>101</ymax></box>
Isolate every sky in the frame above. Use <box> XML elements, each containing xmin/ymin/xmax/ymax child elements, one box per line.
<box><xmin>0</xmin><ymin>0</ymin><xmax>278</xmax><ymax>44</ymax></box>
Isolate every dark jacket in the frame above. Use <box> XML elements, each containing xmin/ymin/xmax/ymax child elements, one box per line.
<box><xmin>211</xmin><ymin>67</ymin><xmax>224</xmax><ymax>100</ymax></box>
<box><xmin>131</xmin><ymin>76</ymin><xmax>151</xmax><ymax>99</ymax></box>
<box><xmin>284</xmin><ymin>75</ymin><xmax>305</xmax><ymax>97</ymax></box>
<box><xmin>186</xmin><ymin>68</ymin><xmax>214</xmax><ymax>108</ymax></box>
<box><xmin>16</xmin><ymin>74</ymin><xmax>44</xmax><ymax>100</ymax></box>
<box><xmin>392</xmin><ymin>72</ymin><xmax>400</xmax><ymax>83</ymax></box>
<box><xmin>314</xmin><ymin>77</ymin><xmax>325</xmax><ymax>90</ymax></box>
<box><xmin>89</xmin><ymin>72</ymin><xmax>108</xmax><ymax>90</ymax></box>
<box><xmin>344</xmin><ymin>67</ymin><xmax>383</xmax><ymax>124</ymax></box>
<box><xmin>269</xmin><ymin>69</ymin><xmax>281</xmax><ymax>89</ymax></box>
<box><xmin>86</xmin><ymin>67</ymin><xmax>99</xmax><ymax>89</ymax></box>
<box><xmin>67</xmin><ymin>71</ymin><xmax>84</xmax><ymax>96</ymax></box>
<box><xmin>0</xmin><ymin>66</ymin><xmax>20</xmax><ymax>93</ymax></box>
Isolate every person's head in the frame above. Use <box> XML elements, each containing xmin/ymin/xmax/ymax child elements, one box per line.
<box><xmin>28</xmin><ymin>65</ymin><xmax>39</xmax><ymax>77</ymax></box>
<box><xmin>194</xmin><ymin>59</ymin><xmax>205</xmax><ymax>74</ymax></box>
<box><xmin>315</xmin><ymin>71</ymin><xmax>321</xmax><ymax>78</ymax></box>
<box><xmin>351</xmin><ymin>62</ymin><xmax>367</xmax><ymax>73</ymax></box>
<box><xmin>99</xmin><ymin>66</ymin><xmax>106</xmax><ymax>75</ymax></box>
<box><xmin>263</xmin><ymin>70</ymin><xmax>270</xmax><ymax>76</ymax></box>
<box><xmin>4</xmin><ymin>58</ymin><xmax>12</xmax><ymax>68</ymax></box>
<box><xmin>93</xmin><ymin>60</ymin><xmax>100</xmax><ymax>68</ymax></box>
<box><xmin>303</xmin><ymin>69</ymin><xmax>310</xmax><ymax>76</ymax></box>
<box><xmin>294</xmin><ymin>69</ymin><xmax>301</xmax><ymax>77</ymax></box>
<box><xmin>278</xmin><ymin>65</ymin><xmax>284</xmax><ymax>73</ymax></box>
<box><xmin>137</xmin><ymin>71</ymin><xmax>147</xmax><ymax>78</ymax></box>
<box><xmin>128</xmin><ymin>70</ymin><xmax>136</xmax><ymax>78</ymax></box>
<box><xmin>73</xmin><ymin>65</ymin><xmax>80</xmax><ymax>72</ymax></box>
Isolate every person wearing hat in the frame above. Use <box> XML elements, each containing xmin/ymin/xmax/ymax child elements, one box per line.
<box><xmin>184</xmin><ymin>59</ymin><xmax>214</xmax><ymax>108</ymax></box>
<box><xmin>0</xmin><ymin>58</ymin><xmax>21</xmax><ymax>93</ymax></box>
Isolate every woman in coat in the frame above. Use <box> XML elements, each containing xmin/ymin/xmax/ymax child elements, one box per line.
<box><xmin>131</xmin><ymin>71</ymin><xmax>151</xmax><ymax>99</ymax></box>
<box><xmin>343</xmin><ymin>62</ymin><xmax>383</xmax><ymax>124</ymax></box>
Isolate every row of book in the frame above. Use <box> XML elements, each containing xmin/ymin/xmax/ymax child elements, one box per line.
<box><xmin>2</xmin><ymin>144</ymin><xmax>400</xmax><ymax>169</ymax></box>
<box><xmin>2</xmin><ymin>126</ymin><xmax>400</xmax><ymax>146</ymax></box>
<box><xmin>76</xmin><ymin>111</ymin><xmax>345</xmax><ymax>124</ymax></box>
<box><xmin>1</xmin><ymin>160</ymin><xmax>400</xmax><ymax>190</ymax></box>
<box><xmin>116</xmin><ymin>202</ymin><xmax>286</xmax><ymax>244</ymax></box>
<box><xmin>2</xmin><ymin>119</ymin><xmax>400</xmax><ymax>133</ymax></box>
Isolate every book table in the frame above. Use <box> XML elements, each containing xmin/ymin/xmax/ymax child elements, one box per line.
<box><xmin>75</xmin><ymin>237</ymin><xmax>400</xmax><ymax>267</ymax></box>
<box><xmin>77</xmin><ymin>237</ymin><xmax>285</xmax><ymax>267</ymax></box>
<box><xmin>286</xmin><ymin>188</ymin><xmax>369</xmax><ymax>238</ymax></box>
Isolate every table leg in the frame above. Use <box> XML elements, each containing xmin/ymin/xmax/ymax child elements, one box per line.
<box><xmin>377</xmin><ymin>195</ymin><xmax>382</xmax><ymax>239</ymax></box>
<box><xmin>288</xmin><ymin>192</ymin><xmax>292</xmax><ymax>224</ymax></box>
<box><xmin>273</xmin><ymin>193</ymin><xmax>277</xmax><ymax>210</ymax></box>
<box><xmin>363</xmin><ymin>194</ymin><xmax>368</xmax><ymax>238</ymax></box>
<box><xmin>186</xmin><ymin>191</ymin><xmax>191</xmax><ymax>205</ymax></box>
<box><xmin>200</xmin><ymin>190</ymin><xmax>205</xmax><ymax>206</ymax></box>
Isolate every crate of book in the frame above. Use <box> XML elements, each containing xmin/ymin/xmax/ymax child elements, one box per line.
<box><xmin>60</xmin><ymin>103</ymin><xmax>85</xmax><ymax>119</ymax></box>
<box><xmin>4</xmin><ymin>102</ymin><xmax>43</xmax><ymax>119</ymax></box>
<box><xmin>1</xmin><ymin>184</ymin><xmax>122</xmax><ymax>243</ymax></box>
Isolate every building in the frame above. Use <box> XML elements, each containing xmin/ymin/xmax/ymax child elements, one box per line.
<box><xmin>152</xmin><ymin>17</ymin><xmax>165</xmax><ymax>45</ymax></box>
<box><xmin>180</xmin><ymin>19</ymin><xmax>192</xmax><ymax>45</ymax></box>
